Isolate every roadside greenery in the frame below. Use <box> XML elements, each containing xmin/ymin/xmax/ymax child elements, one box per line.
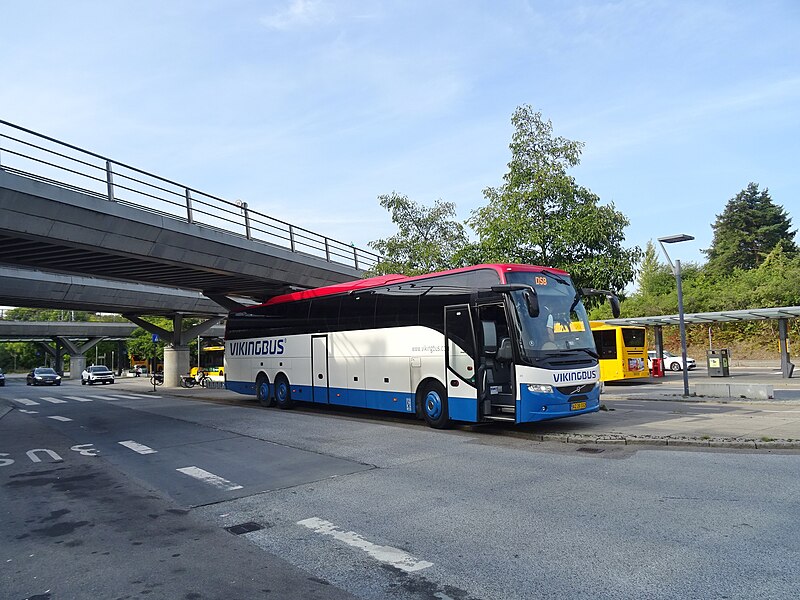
<box><xmin>369</xmin><ymin>106</ymin><xmax>798</xmax><ymax>357</ymax></box>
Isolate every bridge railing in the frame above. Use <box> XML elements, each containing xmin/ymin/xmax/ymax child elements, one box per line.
<box><xmin>0</xmin><ymin>120</ymin><xmax>381</xmax><ymax>271</ymax></box>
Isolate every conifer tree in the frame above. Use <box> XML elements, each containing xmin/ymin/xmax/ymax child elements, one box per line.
<box><xmin>704</xmin><ymin>183</ymin><xmax>797</xmax><ymax>275</ymax></box>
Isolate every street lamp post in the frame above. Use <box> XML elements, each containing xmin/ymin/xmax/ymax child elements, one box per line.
<box><xmin>658</xmin><ymin>234</ymin><xmax>695</xmax><ymax>397</ymax></box>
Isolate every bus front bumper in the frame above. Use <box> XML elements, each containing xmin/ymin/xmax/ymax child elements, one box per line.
<box><xmin>517</xmin><ymin>383</ymin><xmax>601</xmax><ymax>423</ymax></box>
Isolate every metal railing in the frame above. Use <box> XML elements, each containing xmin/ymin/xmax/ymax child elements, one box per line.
<box><xmin>0</xmin><ymin>120</ymin><xmax>381</xmax><ymax>271</ymax></box>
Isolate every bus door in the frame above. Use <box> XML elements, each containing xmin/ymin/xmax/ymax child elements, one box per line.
<box><xmin>477</xmin><ymin>303</ymin><xmax>515</xmax><ymax>417</ymax></box>
<box><xmin>444</xmin><ymin>305</ymin><xmax>478</xmax><ymax>421</ymax></box>
<box><xmin>311</xmin><ymin>335</ymin><xmax>329</xmax><ymax>404</ymax></box>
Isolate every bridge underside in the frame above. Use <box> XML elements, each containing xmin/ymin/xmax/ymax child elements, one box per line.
<box><xmin>0</xmin><ymin>266</ymin><xmax>232</xmax><ymax>316</ymax></box>
<box><xmin>0</xmin><ymin>169</ymin><xmax>362</xmax><ymax>303</ymax></box>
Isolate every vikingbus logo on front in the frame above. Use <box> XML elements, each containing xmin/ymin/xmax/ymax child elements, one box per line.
<box><xmin>552</xmin><ymin>369</ymin><xmax>597</xmax><ymax>384</ymax></box>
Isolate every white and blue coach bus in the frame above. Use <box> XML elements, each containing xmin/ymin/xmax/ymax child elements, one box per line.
<box><xmin>224</xmin><ymin>264</ymin><xmax>620</xmax><ymax>429</ymax></box>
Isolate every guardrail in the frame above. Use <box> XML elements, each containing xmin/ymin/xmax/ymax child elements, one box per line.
<box><xmin>0</xmin><ymin>120</ymin><xmax>381</xmax><ymax>271</ymax></box>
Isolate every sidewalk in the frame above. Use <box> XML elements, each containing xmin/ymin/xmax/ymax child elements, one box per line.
<box><xmin>107</xmin><ymin>376</ymin><xmax>800</xmax><ymax>451</ymax></box>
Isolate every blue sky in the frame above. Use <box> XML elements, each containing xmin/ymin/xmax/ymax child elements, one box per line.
<box><xmin>2</xmin><ymin>0</ymin><xmax>799</xmax><ymax>275</ymax></box>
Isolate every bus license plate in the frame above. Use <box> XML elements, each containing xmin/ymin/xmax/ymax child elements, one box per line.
<box><xmin>570</xmin><ymin>401</ymin><xmax>587</xmax><ymax>411</ymax></box>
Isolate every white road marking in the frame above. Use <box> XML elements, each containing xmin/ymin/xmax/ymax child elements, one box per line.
<box><xmin>47</xmin><ymin>416</ymin><xmax>72</xmax><ymax>422</ymax></box>
<box><xmin>64</xmin><ymin>396</ymin><xmax>93</xmax><ymax>402</ymax></box>
<box><xmin>40</xmin><ymin>397</ymin><xmax>67</xmax><ymax>404</ymax></box>
<box><xmin>14</xmin><ymin>398</ymin><xmax>39</xmax><ymax>406</ymax></box>
<box><xmin>90</xmin><ymin>395</ymin><xmax>120</xmax><ymax>401</ymax></box>
<box><xmin>176</xmin><ymin>466</ymin><xmax>243</xmax><ymax>491</ymax></box>
<box><xmin>119</xmin><ymin>440</ymin><xmax>158</xmax><ymax>455</ymax></box>
<box><xmin>111</xmin><ymin>394</ymin><xmax>152</xmax><ymax>400</ymax></box>
<box><xmin>297</xmin><ymin>517</ymin><xmax>434</xmax><ymax>573</ymax></box>
<box><xmin>19</xmin><ymin>409</ymin><xmax>39</xmax><ymax>414</ymax></box>
<box><xmin>127</xmin><ymin>394</ymin><xmax>161</xmax><ymax>398</ymax></box>
<box><xmin>71</xmin><ymin>444</ymin><xmax>100</xmax><ymax>457</ymax></box>
<box><xmin>27</xmin><ymin>449</ymin><xmax>62</xmax><ymax>462</ymax></box>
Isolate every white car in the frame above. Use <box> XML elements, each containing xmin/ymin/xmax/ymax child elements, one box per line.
<box><xmin>648</xmin><ymin>350</ymin><xmax>697</xmax><ymax>372</ymax></box>
<box><xmin>81</xmin><ymin>365</ymin><xmax>115</xmax><ymax>385</ymax></box>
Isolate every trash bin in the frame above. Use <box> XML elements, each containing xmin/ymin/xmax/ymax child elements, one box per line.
<box><xmin>707</xmin><ymin>349</ymin><xmax>731</xmax><ymax>377</ymax></box>
<box><xmin>651</xmin><ymin>357</ymin><xmax>664</xmax><ymax>378</ymax></box>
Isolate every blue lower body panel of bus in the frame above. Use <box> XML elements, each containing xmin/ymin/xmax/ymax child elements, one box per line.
<box><xmin>226</xmin><ymin>380</ymin><xmax>599</xmax><ymax>424</ymax></box>
<box><xmin>226</xmin><ymin>380</ymin><xmax>419</xmax><ymax>414</ymax></box>
<box><xmin>516</xmin><ymin>383</ymin><xmax>601</xmax><ymax>423</ymax></box>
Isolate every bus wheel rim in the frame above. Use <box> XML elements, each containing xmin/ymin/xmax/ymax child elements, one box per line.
<box><xmin>425</xmin><ymin>391</ymin><xmax>442</xmax><ymax>419</ymax></box>
<box><xmin>277</xmin><ymin>382</ymin><xmax>287</xmax><ymax>401</ymax></box>
<box><xmin>258</xmin><ymin>382</ymin><xmax>269</xmax><ymax>400</ymax></box>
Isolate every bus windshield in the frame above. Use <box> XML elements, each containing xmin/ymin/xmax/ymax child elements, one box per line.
<box><xmin>505</xmin><ymin>271</ymin><xmax>595</xmax><ymax>359</ymax></box>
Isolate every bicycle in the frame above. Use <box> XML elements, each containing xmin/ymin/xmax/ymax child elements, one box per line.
<box><xmin>196</xmin><ymin>371</ymin><xmax>212</xmax><ymax>388</ymax></box>
<box><xmin>149</xmin><ymin>372</ymin><xmax>164</xmax><ymax>386</ymax></box>
<box><xmin>179</xmin><ymin>374</ymin><xmax>197</xmax><ymax>388</ymax></box>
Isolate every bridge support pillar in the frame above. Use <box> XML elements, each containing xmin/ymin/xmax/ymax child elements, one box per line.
<box><xmin>163</xmin><ymin>346</ymin><xmax>190</xmax><ymax>388</ymax></box>
<box><xmin>55</xmin><ymin>336</ymin><xmax>105</xmax><ymax>380</ymax></box>
<box><xmin>125</xmin><ymin>312</ymin><xmax>225</xmax><ymax>387</ymax></box>
<box><xmin>71</xmin><ymin>355</ymin><xmax>87</xmax><ymax>380</ymax></box>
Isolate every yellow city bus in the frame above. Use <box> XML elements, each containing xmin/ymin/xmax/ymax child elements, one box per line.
<box><xmin>190</xmin><ymin>345</ymin><xmax>225</xmax><ymax>378</ymax></box>
<box><xmin>589</xmin><ymin>322</ymin><xmax>648</xmax><ymax>382</ymax></box>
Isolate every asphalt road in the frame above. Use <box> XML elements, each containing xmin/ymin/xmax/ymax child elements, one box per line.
<box><xmin>2</xmin><ymin>378</ymin><xmax>800</xmax><ymax>599</ymax></box>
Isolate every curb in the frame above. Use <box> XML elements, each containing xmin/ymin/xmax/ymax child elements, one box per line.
<box><xmin>525</xmin><ymin>432</ymin><xmax>800</xmax><ymax>449</ymax></box>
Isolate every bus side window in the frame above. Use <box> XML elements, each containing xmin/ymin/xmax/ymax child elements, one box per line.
<box><xmin>308</xmin><ymin>297</ymin><xmax>341</xmax><ymax>333</ymax></box>
<box><xmin>339</xmin><ymin>294</ymin><xmax>376</xmax><ymax>331</ymax></box>
<box><xmin>374</xmin><ymin>292</ymin><xmax>419</xmax><ymax>328</ymax></box>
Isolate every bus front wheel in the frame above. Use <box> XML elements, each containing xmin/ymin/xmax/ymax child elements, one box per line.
<box><xmin>256</xmin><ymin>375</ymin><xmax>274</xmax><ymax>407</ymax></box>
<box><xmin>274</xmin><ymin>375</ymin><xmax>294</xmax><ymax>409</ymax></box>
<box><xmin>420</xmin><ymin>381</ymin><xmax>451</xmax><ymax>429</ymax></box>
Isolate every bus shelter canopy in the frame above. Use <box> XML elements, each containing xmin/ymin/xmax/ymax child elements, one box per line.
<box><xmin>604</xmin><ymin>306</ymin><xmax>800</xmax><ymax>378</ymax></box>
<box><xmin>604</xmin><ymin>306</ymin><xmax>800</xmax><ymax>327</ymax></box>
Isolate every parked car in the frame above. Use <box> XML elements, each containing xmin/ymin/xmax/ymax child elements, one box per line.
<box><xmin>0</xmin><ymin>367</ymin><xmax>5</xmax><ymax>386</ymax></box>
<box><xmin>26</xmin><ymin>367</ymin><xmax>62</xmax><ymax>386</ymax></box>
<box><xmin>81</xmin><ymin>365</ymin><xmax>115</xmax><ymax>385</ymax></box>
<box><xmin>648</xmin><ymin>350</ymin><xmax>697</xmax><ymax>371</ymax></box>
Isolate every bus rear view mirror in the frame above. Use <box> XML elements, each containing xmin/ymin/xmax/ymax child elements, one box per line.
<box><xmin>523</xmin><ymin>290</ymin><xmax>539</xmax><ymax>318</ymax></box>
<box><xmin>609</xmin><ymin>295</ymin><xmax>621</xmax><ymax>319</ymax></box>
<box><xmin>580</xmin><ymin>288</ymin><xmax>621</xmax><ymax>319</ymax></box>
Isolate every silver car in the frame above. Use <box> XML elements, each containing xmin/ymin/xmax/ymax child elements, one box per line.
<box><xmin>82</xmin><ymin>365</ymin><xmax>116</xmax><ymax>385</ymax></box>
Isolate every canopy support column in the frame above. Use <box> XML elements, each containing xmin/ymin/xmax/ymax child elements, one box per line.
<box><xmin>779</xmin><ymin>318</ymin><xmax>794</xmax><ymax>379</ymax></box>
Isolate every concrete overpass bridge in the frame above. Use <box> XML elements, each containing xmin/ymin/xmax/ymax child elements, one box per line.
<box><xmin>0</xmin><ymin>120</ymin><xmax>380</xmax><ymax>385</ymax></box>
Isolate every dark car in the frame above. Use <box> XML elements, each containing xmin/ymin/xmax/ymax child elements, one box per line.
<box><xmin>0</xmin><ymin>367</ymin><xmax>5</xmax><ymax>386</ymax></box>
<box><xmin>81</xmin><ymin>365</ymin><xmax>115</xmax><ymax>385</ymax></box>
<box><xmin>26</xmin><ymin>367</ymin><xmax>62</xmax><ymax>386</ymax></box>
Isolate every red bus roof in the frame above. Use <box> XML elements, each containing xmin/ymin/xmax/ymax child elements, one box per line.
<box><xmin>250</xmin><ymin>263</ymin><xmax>570</xmax><ymax>308</ymax></box>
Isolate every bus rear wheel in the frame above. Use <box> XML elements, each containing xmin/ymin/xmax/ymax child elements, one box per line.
<box><xmin>420</xmin><ymin>381</ymin><xmax>450</xmax><ymax>429</ymax></box>
<box><xmin>274</xmin><ymin>375</ymin><xmax>294</xmax><ymax>410</ymax></box>
<box><xmin>256</xmin><ymin>375</ymin><xmax>275</xmax><ymax>407</ymax></box>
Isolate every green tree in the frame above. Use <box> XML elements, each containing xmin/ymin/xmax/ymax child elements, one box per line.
<box><xmin>368</xmin><ymin>192</ymin><xmax>469</xmax><ymax>275</ymax></box>
<box><xmin>4</xmin><ymin>308</ymin><xmax>91</xmax><ymax>321</ymax></box>
<box><xmin>636</xmin><ymin>241</ymin><xmax>673</xmax><ymax>296</ymax></box>
<box><xmin>467</xmin><ymin>106</ymin><xmax>641</xmax><ymax>293</ymax></box>
<box><xmin>704</xmin><ymin>182</ymin><xmax>797</xmax><ymax>276</ymax></box>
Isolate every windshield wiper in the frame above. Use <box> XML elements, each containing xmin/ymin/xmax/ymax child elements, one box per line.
<box><xmin>572</xmin><ymin>347</ymin><xmax>599</xmax><ymax>359</ymax></box>
<box><xmin>541</xmin><ymin>270</ymin><xmax>571</xmax><ymax>286</ymax></box>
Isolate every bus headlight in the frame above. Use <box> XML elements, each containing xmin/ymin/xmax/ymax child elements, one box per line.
<box><xmin>527</xmin><ymin>384</ymin><xmax>553</xmax><ymax>394</ymax></box>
